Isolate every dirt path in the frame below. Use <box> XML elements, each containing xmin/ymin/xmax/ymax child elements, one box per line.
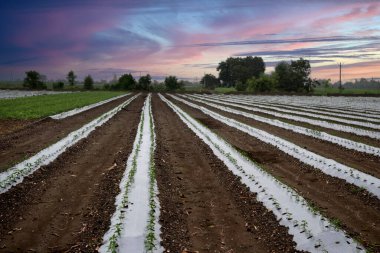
<box><xmin>152</xmin><ymin>95</ymin><xmax>300</xmax><ymax>253</ymax></box>
<box><xmin>181</xmin><ymin>97</ymin><xmax>380</xmax><ymax>178</ymax></box>
<box><xmin>0</xmin><ymin>94</ymin><xmax>133</xmax><ymax>173</ymax></box>
<box><xmin>0</xmin><ymin>95</ymin><xmax>144</xmax><ymax>252</ymax></box>
<box><xmin>169</xmin><ymin>96</ymin><xmax>380</xmax><ymax>251</ymax></box>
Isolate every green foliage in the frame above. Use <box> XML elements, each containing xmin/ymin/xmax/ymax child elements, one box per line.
<box><xmin>235</xmin><ymin>81</ymin><xmax>248</xmax><ymax>91</ymax></box>
<box><xmin>0</xmin><ymin>91</ymin><xmax>126</xmax><ymax>119</ymax></box>
<box><xmin>67</xmin><ymin>70</ymin><xmax>76</xmax><ymax>86</ymax></box>
<box><xmin>138</xmin><ymin>74</ymin><xmax>152</xmax><ymax>90</ymax></box>
<box><xmin>52</xmin><ymin>81</ymin><xmax>64</xmax><ymax>90</ymax></box>
<box><xmin>113</xmin><ymin>73</ymin><xmax>136</xmax><ymax>90</ymax></box>
<box><xmin>164</xmin><ymin>76</ymin><xmax>182</xmax><ymax>91</ymax></box>
<box><xmin>200</xmin><ymin>74</ymin><xmax>220</xmax><ymax>89</ymax></box>
<box><xmin>214</xmin><ymin>87</ymin><xmax>236</xmax><ymax>93</ymax></box>
<box><xmin>103</xmin><ymin>83</ymin><xmax>111</xmax><ymax>90</ymax></box>
<box><xmin>23</xmin><ymin>70</ymin><xmax>47</xmax><ymax>89</ymax></box>
<box><xmin>150</xmin><ymin>81</ymin><xmax>166</xmax><ymax>92</ymax></box>
<box><xmin>83</xmin><ymin>75</ymin><xmax>94</xmax><ymax>90</ymax></box>
<box><xmin>247</xmin><ymin>74</ymin><xmax>278</xmax><ymax>92</ymax></box>
<box><xmin>275</xmin><ymin>58</ymin><xmax>312</xmax><ymax>92</ymax></box>
<box><xmin>217</xmin><ymin>56</ymin><xmax>265</xmax><ymax>87</ymax></box>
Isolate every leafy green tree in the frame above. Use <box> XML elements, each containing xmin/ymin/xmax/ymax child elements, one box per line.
<box><xmin>275</xmin><ymin>58</ymin><xmax>312</xmax><ymax>92</ymax></box>
<box><xmin>117</xmin><ymin>73</ymin><xmax>136</xmax><ymax>90</ymax></box>
<box><xmin>23</xmin><ymin>70</ymin><xmax>46</xmax><ymax>89</ymax></box>
<box><xmin>235</xmin><ymin>81</ymin><xmax>248</xmax><ymax>91</ymax></box>
<box><xmin>200</xmin><ymin>74</ymin><xmax>220</xmax><ymax>89</ymax></box>
<box><xmin>247</xmin><ymin>74</ymin><xmax>278</xmax><ymax>92</ymax></box>
<box><xmin>217</xmin><ymin>56</ymin><xmax>265</xmax><ymax>87</ymax></box>
<box><xmin>83</xmin><ymin>75</ymin><xmax>94</xmax><ymax>90</ymax></box>
<box><xmin>291</xmin><ymin>58</ymin><xmax>312</xmax><ymax>92</ymax></box>
<box><xmin>67</xmin><ymin>70</ymin><xmax>76</xmax><ymax>86</ymax></box>
<box><xmin>138</xmin><ymin>74</ymin><xmax>152</xmax><ymax>90</ymax></box>
<box><xmin>164</xmin><ymin>76</ymin><xmax>182</xmax><ymax>90</ymax></box>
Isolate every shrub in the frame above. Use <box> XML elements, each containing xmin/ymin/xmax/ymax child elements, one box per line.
<box><xmin>84</xmin><ymin>75</ymin><xmax>94</xmax><ymax>90</ymax></box>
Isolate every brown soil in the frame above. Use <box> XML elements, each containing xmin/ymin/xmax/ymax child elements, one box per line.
<box><xmin>0</xmin><ymin>95</ymin><xmax>144</xmax><ymax>252</ymax></box>
<box><xmin>0</xmin><ymin>119</ymin><xmax>35</xmax><ymax>136</ymax></box>
<box><xmin>168</xmin><ymin>95</ymin><xmax>380</xmax><ymax>251</ymax></box>
<box><xmin>0</xmin><ymin>94</ymin><xmax>133</xmax><ymax>173</ymax></box>
<box><xmin>203</xmin><ymin>98</ymin><xmax>380</xmax><ymax>147</ymax></box>
<box><xmin>182</xmin><ymin>96</ymin><xmax>380</xmax><ymax>178</ymax></box>
<box><xmin>256</xmin><ymin>102</ymin><xmax>380</xmax><ymax>124</ymax></box>
<box><xmin>152</xmin><ymin>94</ymin><xmax>300</xmax><ymax>253</ymax></box>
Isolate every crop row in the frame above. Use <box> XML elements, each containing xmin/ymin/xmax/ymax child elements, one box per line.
<box><xmin>237</xmin><ymin>97</ymin><xmax>380</xmax><ymax>123</ymax></box>
<box><xmin>50</xmin><ymin>93</ymin><xmax>130</xmax><ymax>119</ymax></box>
<box><xmin>234</xmin><ymin>95</ymin><xmax>380</xmax><ymax>115</ymax></box>
<box><xmin>99</xmin><ymin>94</ymin><xmax>162</xmax><ymax>253</ymax></box>
<box><xmin>172</xmin><ymin>95</ymin><xmax>380</xmax><ymax>198</ymax></box>
<box><xmin>189</xmin><ymin>94</ymin><xmax>380</xmax><ymax>139</ymax></box>
<box><xmin>182</xmin><ymin>95</ymin><xmax>380</xmax><ymax>156</ymax></box>
<box><xmin>161</xmin><ymin>94</ymin><xmax>365</xmax><ymax>253</ymax></box>
<box><xmin>214</xmin><ymin>95</ymin><xmax>380</xmax><ymax>125</ymax></box>
<box><xmin>0</xmin><ymin>94</ymin><xmax>139</xmax><ymax>194</ymax></box>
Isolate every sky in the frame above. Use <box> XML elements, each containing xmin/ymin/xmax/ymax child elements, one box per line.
<box><xmin>0</xmin><ymin>0</ymin><xmax>379</xmax><ymax>82</ymax></box>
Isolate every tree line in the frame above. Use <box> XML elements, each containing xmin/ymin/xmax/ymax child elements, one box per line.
<box><xmin>201</xmin><ymin>56</ymin><xmax>314</xmax><ymax>93</ymax></box>
<box><xmin>22</xmin><ymin>70</ymin><xmax>185</xmax><ymax>91</ymax></box>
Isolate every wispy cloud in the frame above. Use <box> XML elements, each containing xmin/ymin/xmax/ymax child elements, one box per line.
<box><xmin>183</xmin><ymin>36</ymin><xmax>380</xmax><ymax>47</ymax></box>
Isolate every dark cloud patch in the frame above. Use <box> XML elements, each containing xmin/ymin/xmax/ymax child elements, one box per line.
<box><xmin>265</xmin><ymin>59</ymin><xmax>335</xmax><ymax>67</ymax></box>
<box><xmin>183</xmin><ymin>63</ymin><xmax>218</xmax><ymax>69</ymax></box>
<box><xmin>184</xmin><ymin>36</ymin><xmax>380</xmax><ymax>47</ymax></box>
<box><xmin>233</xmin><ymin>43</ymin><xmax>379</xmax><ymax>58</ymax></box>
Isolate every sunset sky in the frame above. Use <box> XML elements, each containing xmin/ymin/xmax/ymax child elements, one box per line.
<box><xmin>0</xmin><ymin>0</ymin><xmax>379</xmax><ymax>82</ymax></box>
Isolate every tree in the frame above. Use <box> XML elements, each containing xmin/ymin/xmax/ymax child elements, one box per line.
<box><xmin>275</xmin><ymin>61</ymin><xmax>293</xmax><ymax>91</ymax></box>
<box><xmin>217</xmin><ymin>56</ymin><xmax>265</xmax><ymax>87</ymax></box>
<box><xmin>84</xmin><ymin>75</ymin><xmax>94</xmax><ymax>90</ymax></box>
<box><xmin>116</xmin><ymin>73</ymin><xmax>136</xmax><ymax>90</ymax></box>
<box><xmin>23</xmin><ymin>70</ymin><xmax>46</xmax><ymax>89</ymax></box>
<box><xmin>67</xmin><ymin>70</ymin><xmax>76</xmax><ymax>86</ymax></box>
<box><xmin>138</xmin><ymin>74</ymin><xmax>152</xmax><ymax>90</ymax></box>
<box><xmin>247</xmin><ymin>74</ymin><xmax>278</xmax><ymax>92</ymax></box>
<box><xmin>200</xmin><ymin>74</ymin><xmax>220</xmax><ymax>89</ymax></box>
<box><xmin>164</xmin><ymin>76</ymin><xmax>182</xmax><ymax>90</ymax></box>
<box><xmin>275</xmin><ymin>58</ymin><xmax>312</xmax><ymax>92</ymax></box>
<box><xmin>291</xmin><ymin>58</ymin><xmax>312</xmax><ymax>92</ymax></box>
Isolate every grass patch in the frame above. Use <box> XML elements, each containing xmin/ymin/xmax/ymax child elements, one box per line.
<box><xmin>0</xmin><ymin>91</ymin><xmax>127</xmax><ymax>119</ymax></box>
<box><xmin>214</xmin><ymin>87</ymin><xmax>237</xmax><ymax>93</ymax></box>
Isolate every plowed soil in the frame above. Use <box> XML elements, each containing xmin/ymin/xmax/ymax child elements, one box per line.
<box><xmin>153</xmin><ymin>95</ymin><xmax>300</xmax><ymax>253</ymax></box>
<box><xmin>183</xmin><ymin>97</ymin><xmax>380</xmax><ymax>178</ymax></box>
<box><xmin>169</xmin><ymin>95</ymin><xmax>380</xmax><ymax>251</ymax></box>
<box><xmin>0</xmin><ymin>95</ymin><xmax>144</xmax><ymax>252</ymax></box>
<box><xmin>0</xmin><ymin>94</ymin><xmax>133</xmax><ymax>173</ymax></box>
<box><xmin>206</xmin><ymin>98</ymin><xmax>380</xmax><ymax>147</ymax></box>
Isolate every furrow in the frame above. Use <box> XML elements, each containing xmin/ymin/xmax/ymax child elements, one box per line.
<box><xmin>0</xmin><ymin>94</ymin><xmax>139</xmax><ymax>194</ymax></box>
<box><xmin>171</xmin><ymin>95</ymin><xmax>380</xmax><ymax>198</ymax></box>
<box><xmin>160</xmin><ymin>94</ymin><xmax>365</xmax><ymax>253</ymax></box>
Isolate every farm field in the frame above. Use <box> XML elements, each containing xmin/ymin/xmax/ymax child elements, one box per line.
<box><xmin>0</xmin><ymin>93</ymin><xmax>379</xmax><ymax>253</ymax></box>
<box><xmin>0</xmin><ymin>91</ymin><xmax>128</xmax><ymax>136</ymax></box>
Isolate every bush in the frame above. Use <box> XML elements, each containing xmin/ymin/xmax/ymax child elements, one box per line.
<box><xmin>247</xmin><ymin>74</ymin><xmax>278</xmax><ymax>92</ymax></box>
<box><xmin>84</xmin><ymin>75</ymin><xmax>94</xmax><ymax>90</ymax></box>
<box><xmin>235</xmin><ymin>81</ymin><xmax>248</xmax><ymax>91</ymax></box>
<box><xmin>23</xmin><ymin>70</ymin><xmax>47</xmax><ymax>89</ymax></box>
<box><xmin>165</xmin><ymin>76</ymin><xmax>182</xmax><ymax>91</ymax></box>
<box><xmin>53</xmin><ymin>81</ymin><xmax>64</xmax><ymax>90</ymax></box>
<box><xmin>103</xmin><ymin>84</ymin><xmax>111</xmax><ymax>90</ymax></box>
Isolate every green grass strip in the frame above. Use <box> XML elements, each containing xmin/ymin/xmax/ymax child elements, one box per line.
<box><xmin>0</xmin><ymin>91</ymin><xmax>127</xmax><ymax>119</ymax></box>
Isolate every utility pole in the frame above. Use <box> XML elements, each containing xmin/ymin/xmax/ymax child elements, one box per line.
<box><xmin>339</xmin><ymin>62</ymin><xmax>342</xmax><ymax>90</ymax></box>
